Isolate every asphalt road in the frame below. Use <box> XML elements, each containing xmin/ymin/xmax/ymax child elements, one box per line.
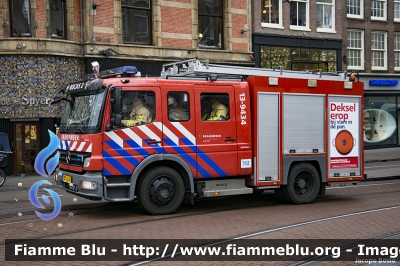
<box><xmin>0</xmin><ymin>178</ymin><xmax>400</xmax><ymax>266</ymax></box>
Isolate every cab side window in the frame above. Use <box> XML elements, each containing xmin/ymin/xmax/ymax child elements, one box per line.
<box><xmin>167</xmin><ymin>92</ymin><xmax>190</xmax><ymax>121</ymax></box>
<box><xmin>201</xmin><ymin>93</ymin><xmax>229</xmax><ymax>121</ymax></box>
<box><xmin>120</xmin><ymin>91</ymin><xmax>155</xmax><ymax>127</ymax></box>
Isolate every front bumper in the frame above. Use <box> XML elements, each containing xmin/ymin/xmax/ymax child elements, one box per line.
<box><xmin>54</xmin><ymin>168</ymin><xmax>104</xmax><ymax>200</ymax></box>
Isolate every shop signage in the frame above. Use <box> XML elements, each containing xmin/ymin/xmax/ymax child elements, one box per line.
<box><xmin>0</xmin><ymin>97</ymin><xmax>52</xmax><ymax>106</ymax></box>
<box><xmin>369</xmin><ymin>80</ymin><xmax>398</xmax><ymax>86</ymax></box>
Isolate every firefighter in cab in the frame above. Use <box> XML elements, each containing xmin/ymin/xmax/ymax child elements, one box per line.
<box><xmin>207</xmin><ymin>96</ymin><xmax>228</xmax><ymax>120</ymax></box>
<box><xmin>168</xmin><ymin>96</ymin><xmax>189</xmax><ymax>121</ymax></box>
<box><xmin>122</xmin><ymin>94</ymin><xmax>152</xmax><ymax>126</ymax></box>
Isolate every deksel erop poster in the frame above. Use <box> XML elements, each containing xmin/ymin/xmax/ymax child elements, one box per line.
<box><xmin>329</xmin><ymin>102</ymin><xmax>359</xmax><ymax>169</ymax></box>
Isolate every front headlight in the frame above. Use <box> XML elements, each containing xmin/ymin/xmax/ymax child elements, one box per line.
<box><xmin>80</xmin><ymin>180</ymin><xmax>98</xmax><ymax>190</ymax></box>
<box><xmin>54</xmin><ymin>171</ymin><xmax>62</xmax><ymax>181</ymax></box>
<box><xmin>84</xmin><ymin>158</ymin><xmax>90</xmax><ymax>167</ymax></box>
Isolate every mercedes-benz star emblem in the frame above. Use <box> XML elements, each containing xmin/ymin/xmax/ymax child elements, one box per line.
<box><xmin>66</xmin><ymin>151</ymin><xmax>71</xmax><ymax>164</ymax></box>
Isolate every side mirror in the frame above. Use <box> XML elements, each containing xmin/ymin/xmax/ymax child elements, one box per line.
<box><xmin>110</xmin><ymin>87</ymin><xmax>122</xmax><ymax>114</ymax></box>
<box><xmin>115</xmin><ymin>114</ymin><xmax>121</xmax><ymax>127</ymax></box>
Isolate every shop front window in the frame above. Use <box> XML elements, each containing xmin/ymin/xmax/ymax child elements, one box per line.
<box><xmin>364</xmin><ymin>96</ymin><xmax>399</xmax><ymax>147</ymax></box>
<box><xmin>261</xmin><ymin>46</ymin><xmax>337</xmax><ymax>72</ymax></box>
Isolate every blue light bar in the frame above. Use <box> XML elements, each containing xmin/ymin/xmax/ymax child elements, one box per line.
<box><xmin>100</xmin><ymin>66</ymin><xmax>138</xmax><ymax>77</ymax></box>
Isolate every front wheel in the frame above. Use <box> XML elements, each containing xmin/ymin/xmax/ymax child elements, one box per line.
<box><xmin>281</xmin><ymin>163</ymin><xmax>320</xmax><ymax>204</ymax></box>
<box><xmin>137</xmin><ymin>166</ymin><xmax>185</xmax><ymax>215</ymax></box>
<box><xmin>0</xmin><ymin>169</ymin><xmax>6</xmax><ymax>187</ymax></box>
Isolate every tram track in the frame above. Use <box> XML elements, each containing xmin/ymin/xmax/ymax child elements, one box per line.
<box><xmin>125</xmin><ymin>205</ymin><xmax>400</xmax><ymax>266</ymax></box>
<box><xmin>0</xmin><ymin>183</ymin><xmax>399</xmax><ymax>224</ymax></box>
<box><xmin>289</xmin><ymin>230</ymin><xmax>400</xmax><ymax>266</ymax></box>
<box><xmin>0</xmin><ymin>180</ymin><xmax>399</xmax><ymax>246</ymax></box>
<box><xmin>0</xmin><ymin>179</ymin><xmax>400</xmax><ymax>225</ymax></box>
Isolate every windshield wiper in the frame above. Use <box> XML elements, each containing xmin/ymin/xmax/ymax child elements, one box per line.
<box><xmin>74</xmin><ymin>123</ymin><xmax>87</xmax><ymax>134</ymax></box>
<box><xmin>59</xmin><ymin>124</ymin><xmax>69</xmax><ymax>133</ymax></box>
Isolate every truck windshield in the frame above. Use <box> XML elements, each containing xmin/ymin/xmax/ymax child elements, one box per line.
<box><xmin>59</xmin><ymin>87</ymin><xmax>106</xmax><ymax>134</ymax></box>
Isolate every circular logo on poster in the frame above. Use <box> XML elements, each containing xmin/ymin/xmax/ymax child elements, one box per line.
<box><xmin>334</xmin><ymin>130</ymin><xmax>355</xmax><ymax>155</ymax></box>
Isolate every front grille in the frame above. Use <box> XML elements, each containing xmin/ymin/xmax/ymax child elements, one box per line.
<box><xmin>59</xmin><ymin>150</ymin><xmax>90</xmax><ymax>166</ymax></box>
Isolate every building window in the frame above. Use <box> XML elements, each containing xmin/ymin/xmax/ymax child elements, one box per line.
<box><xmin>364</xmin><ymin>96</ymin><xmax>398</xmax><ymax>147</ymax></box>
<box><xmin>395</xmin><ymin>0</ymin><xmax>400</xmax><ymax>21</ymax></box>
<box><xmin>10</xmin><ymin>0</ymin><xmax>31</xmax><ymax>37</ymax></box>
<box><xmin>347</xmin><ymin>30</ymin><xmax>364</xmax><ymax>70</ymax></box>
<box><xmin>371</xmin><ymin>0</ymin><xmax>386</xmax><ymax>21</ymax></box>
<box><xmin>290</xmin><ymin>0</ymin><xmax>308</xmax><ymax>29</ymax></box>
<box><xmin>347</xmin><ymin>0</ymin><xmax>363</xmax><ymax>19</ymax></box>
<box><xmin>395</xmin><ymin>33</ymin><xmax>400</xmax><ymax>70</ymax></box>
<box><xmin>261</xmin><ymin>0</ymin><xmax>282</xmax><ymax>28</ymax></box>
<box><xmin>371</xmin><ymin>32</ymin><xmax>387</xmax><ymax>70</ymax></box>
<box><xmin>317</xmin><ymin>0</ymin><xmax>334</xmax><ymax>32</ymax></box>
<box><xmin>122</xmin><ymin>0</ymin><xmax>151</xmax><ymax>44</ymax></box>
<box><xmin>198</xmin><ymin>0</ymin><xmax>222</xmax><ymax>49</ymax></box>
<box><xmin>50</xmin><ymin>0</ymin><xmax>66</xmax><ymax>38</ymax></box>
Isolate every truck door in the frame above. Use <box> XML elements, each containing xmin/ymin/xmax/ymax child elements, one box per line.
<box><xmin>194</xmin><ymin>86</ymin><xmax>238</xmax><ymax>178</ymax></box>
<box><xmin>160</xmin><ymin>88</ymin><xmax>198</xmax><ymax>177</ymax></box>
<box><xmin>103</xmin><ymin>87</ymin><xmax>162</xmax><ymax>176</ymax></box>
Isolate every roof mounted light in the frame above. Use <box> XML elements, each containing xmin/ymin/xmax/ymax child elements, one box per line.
<box><xmin>100</xmin><ymin>66</ymin><xmax>138</xmax><ymax>78</ymax></box>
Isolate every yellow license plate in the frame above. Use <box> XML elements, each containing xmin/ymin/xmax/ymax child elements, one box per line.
<box><xmin>63</xmin><ymin>175</ymin><xmax>72</xmax><ymax>183</ymax></box>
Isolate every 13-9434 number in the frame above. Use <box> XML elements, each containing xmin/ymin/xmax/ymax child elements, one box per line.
<box><xmin>239</xmin><ymin>93</ymin><xmax>246</xmax><ymax>125</ymax></box>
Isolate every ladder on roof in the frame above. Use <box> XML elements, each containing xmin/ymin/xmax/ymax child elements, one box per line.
<box><xmin>161</xmin><ymin>58</ymin><xmax>350</xmax><ymax>81</ymax></box>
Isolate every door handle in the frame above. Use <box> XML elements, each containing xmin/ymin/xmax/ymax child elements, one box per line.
<box><xmin>148</xmin><ymin>139</ymin><xmax>161</xmax><ymax>144</ymax></box>
<box><xmin>224</xmin><ymin>137</ymin><xmax>236</xmax><ymax>141</ymax></box>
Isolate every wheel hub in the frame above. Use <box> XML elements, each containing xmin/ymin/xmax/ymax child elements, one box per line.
<box><xmin>149</xmin><ymin>177</ymin><xmax>176</xmax><ymax>206</ymax></box>
<box><xmin>297</xmin><ymin>178</ymin><xmax>306</xmax><ymax>189</ymax></box>
<box><xmin>294</xmin><ymin>171</ymin><xmax>312</xmax><ymax>197</ymax></box>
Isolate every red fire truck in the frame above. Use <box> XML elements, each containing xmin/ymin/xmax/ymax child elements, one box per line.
<box><xmin>52</xmin><ymin>58</ymin><xmax>365</xmax><ymax>215</ymax></box>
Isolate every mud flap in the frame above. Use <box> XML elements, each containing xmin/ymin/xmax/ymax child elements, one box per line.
<box><xmin>184</xmin><ymin>191</ymin><xmax>194</xmax><ymax>205</ymax></box>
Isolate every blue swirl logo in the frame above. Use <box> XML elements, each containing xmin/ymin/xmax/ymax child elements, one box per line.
<box><xmin>29</xmin><ymin>180</ymin><xmax>61</xmax><ymax>221</ymax></box>
<box><xmin>30</xmin><ymin>130</ymin><xmax>62</xmax><ymax>221</ymax></box>
<box><xmin>34</xmin><ymin>130</ymin><xmax>60</xmax><ymax>177</ymax></box>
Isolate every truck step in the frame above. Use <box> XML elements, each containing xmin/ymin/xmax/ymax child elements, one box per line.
<box><xmin>203</xmin><ymin>188</ymin><xmax>253</xmax><ymax>197</ymax></box>
<box><xmin>107</xmin><ymin>198</ymin><xmax>131</xmax><ymax>202</ymax></box>
<box><xmin>106</xmin><ymin>183</ymin><xmax>131</xmax><ymax>187</ymax></box>
<box><xmin>201</xmin><ymin>179</ymin><xmax>253</xmax><ymax>197</ymax></box>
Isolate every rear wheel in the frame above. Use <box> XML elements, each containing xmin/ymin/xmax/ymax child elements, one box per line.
<box><xmin>0</xmin><ymin>169</ymin><xmax>6</xmax><ymax>187</ymax></box>
<box><xmin>137</xmin><ymin>167</ymin><xmax>185</xmax><ymax>215</ymax></box>
<box><xmin>281</xmin><ymin>163</ymin><xmax>320</xmax><ymax>204</ymax></box>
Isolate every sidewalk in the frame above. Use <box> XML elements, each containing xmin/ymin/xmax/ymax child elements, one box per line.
<box><xmin>364</xmin><ymin>147</ymin><xmax>400</xmax><ymax>163</ymax></box>
<box><xmin>1</xmin><ymin>147</ymin><xmax>399</xmax><ymax>190</ymax></box>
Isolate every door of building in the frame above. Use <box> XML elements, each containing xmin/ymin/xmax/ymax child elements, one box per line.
<box><xmin>12</xmin><ymin>122</ymin><xmax>40</xmax><ymax>175</ymax></box>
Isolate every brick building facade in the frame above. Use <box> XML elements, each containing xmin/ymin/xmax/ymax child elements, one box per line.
<box><xmin>0</xmin><ymin>0</ymin><xmax>253</xmax><ymax>175</ymax></box>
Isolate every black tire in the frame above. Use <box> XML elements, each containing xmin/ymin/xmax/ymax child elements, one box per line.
<box><xmin>283</xmin><ymin>163</ymin><xmax>320</xmax><ymax>204</ymax></box>
<box><xmin>318</xmin><ymin>183</ymin><xmax>326</xmax><ymax>196</ymax></box>
<box><xmin>274</xmin><ymin>187</ymin><xmax>291</xmax><ymax>203</ymax></box>
<box><xmin>0</xmin><ymin>169</ymin><xmax>6</xmax><ymax>187</ymax></box>
<box><xmin>137</xmin><ymin>166</ymin><xmax>185</xmax><ymax>215</ymax></box>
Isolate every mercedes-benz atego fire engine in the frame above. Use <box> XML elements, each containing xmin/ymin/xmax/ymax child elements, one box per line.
<box><xmin>52</xmin><ymin>59</ymin><xmax>365</xmax><ymax>215</ymax></box>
